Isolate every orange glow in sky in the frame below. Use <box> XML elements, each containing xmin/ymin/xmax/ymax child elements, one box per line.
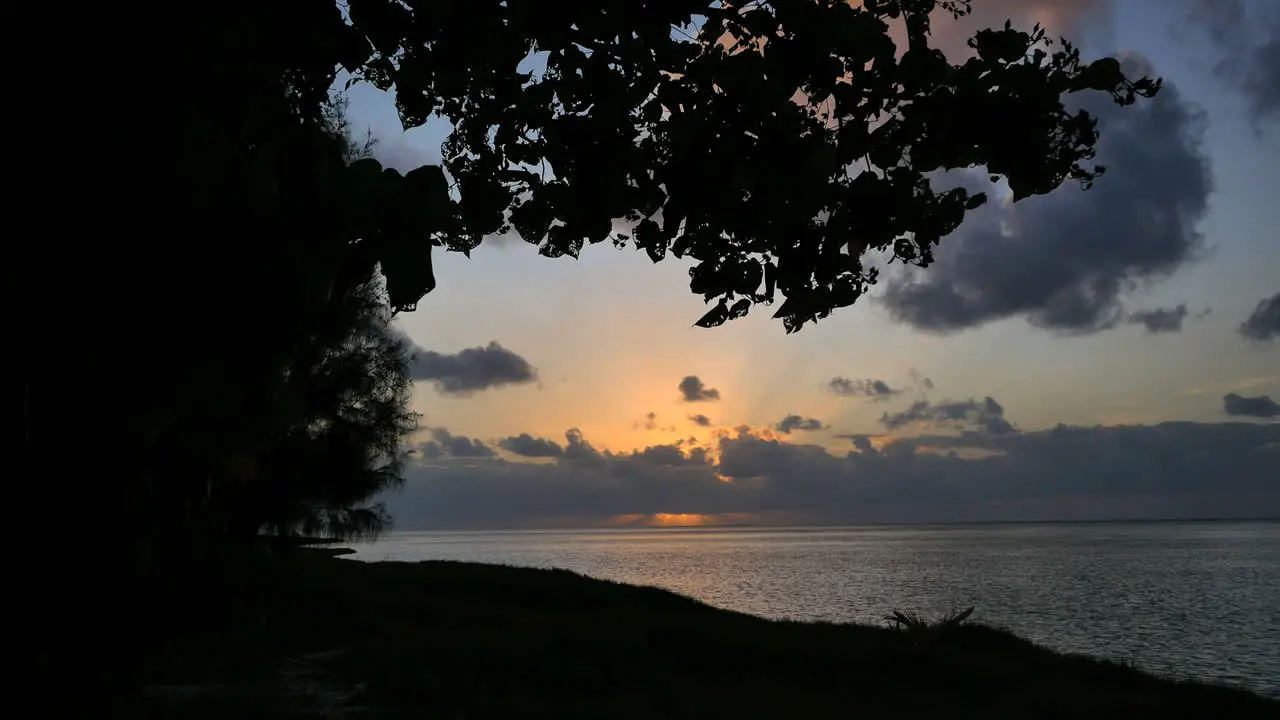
<box><xmin>651</xmin><ymin>513</ymin><xmax>710</xmax><ymax>527</ymax></box>
<box><xmin>604</xmin><ymin>512</ymin><xmax>769</xmax><ymax>528</ymax></box>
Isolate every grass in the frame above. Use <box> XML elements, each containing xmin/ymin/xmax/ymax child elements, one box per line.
<box><xmin>130</xmin><ymin>549</ymin><xmax>1279</xmax><ymax>718</ymax></box>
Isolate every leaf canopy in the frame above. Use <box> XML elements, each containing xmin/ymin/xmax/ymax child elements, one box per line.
<box><xmin>329</xmin><ymin>0</ymin><xmax>1160</xmax><ymax>332</ymax></box>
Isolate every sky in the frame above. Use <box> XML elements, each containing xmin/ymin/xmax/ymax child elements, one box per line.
<box><xmin>342</xmin><ymin>0</ymin><xmax>1279</xmax><ymax>530</ymax></box>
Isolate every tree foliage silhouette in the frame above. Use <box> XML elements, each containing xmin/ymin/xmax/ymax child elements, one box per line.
<box><xmin>315</xmin><ymin>0</ymin><xmax>1160</xmax><ymax>332</ymax></box>
<box><xmin>213</xmin><ymin>99</ymin><xmax>420</xmax><ymax>543</ymax></box>
<box><xmin>241</xmin><ymin>270</ymin><xmax>417</xmax><ymax>543</ymax></box>
<box><xmin>231</xmin><ymin>99</ymin><xmax>418</xmax><ymax>543</ymax></box>
<box><xmin>133</xmin><ymin>90</ymin><xmax>419</xmax><ymax>562</ymax></box>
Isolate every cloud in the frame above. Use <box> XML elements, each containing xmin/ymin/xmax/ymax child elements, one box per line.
<box><xmin>634</xmin><ymin>412</ymin><xmax>677</xmax><ymax>432</ymax></box>
<box><xmin>1224</xmin><ymin>393</ymin><xmax>1280</xmax><ymax>419</ymax></box>
<box><xmin>842</xmin><ymin>434</ymin><xmax>878</xmax><ymax>454</ymax></box>
<box><xmin>828</xmin><ymin>377</ymin><xmax>902</xmax><ymax>401</ymax></box>
<box><xmin>498</xmin><ymin>433</ymin><xmax>564</xmax><ymax>458</ymax></box>
<box><xmin>881</xmin><ymin>56</ymin><xmax>1212</xmax><ymax>335</ymax></box>
<box><xmin>418</xmin><ymin>428</ymin><xmax>495</xmax><ymax>459</ymax></box>
<box><xmin>1128</xmin><ymin>304</ymin><xmax>1190</xmax><ymax>334</ymax></box>
<box><xmin>1186</xmin><ymin>0</ymin><xmax>1280</xmax><ymax>128</ymax></box>
<box><xmin>880</xmin><ymin>397</ymin><xmax>1016</xmax><ymax>436</ymax></box>
<box><xmin>563</xmin><ymin>428</ymin><xmax>605</xmax><ymax>463</ymax></box>
<box><xmin>909</xmin><ymin>369</ymin><xmax>935</xmax><ymax>392</ymax></box>
<box><xmin>873</xmin><ymin>0</ymin><xmax>1117</xmax><ymax>65</ymax></box>
<box><xmin>774</xmin><ymin>415</ymin><xmax>825</xmax><ymax>434</ymax></box>
<box><xmin>1239</xmin><ymin>292</ymin><xmax>1280</xmax><ymax>342</ymax></box>
<box><xmin>969</xmin><ymin>1</ymin><xmax>1111</xmax><ymax>36</ymax></box>
<box><xmin>375</xmin><ymin>133</ymin><xmax>442</xmax><ymax>173</ymax></box>
<box><xmin>688</xmin><ymin>414</ymin><xmax>713</xmax><ymax>427</ymax></box>
<box><xmin>678</xmin><ymin>375</ymin><xmax>721</xmax><ymax>402</ymax></box>
<box><xmin>408</xmin><ymin>341</ymin><xmax>538</xmax><ymax>396</ymax></box>
<box><xmin>384</xmin><ymin>421</ymin><xmax>1280</xmax><ymax>529</ymax></box>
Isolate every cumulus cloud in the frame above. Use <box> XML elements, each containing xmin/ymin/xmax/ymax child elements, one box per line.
<box><xmin>408</xmin><ymin>341</ymin><xmax>538</xmax><ymax>396</ymax></box>
<box><xmin>775</xmin><ymin>415</ymin><xmax>825</xmax><ymax>434</ymax></box>
<box><xmin>1128</xmin><ymin>304</ymin><xmax>1190</xmax><ymax>334</ymax></box>
<box><xmin>678</xmin><ymin>375</ymin><xmax>721</xmax><ymax>402</ymax></box>
<box><xmin>873</xmin><ymin>0</ymin><xmax>1117</xmax><ymax>65</ymax></box>
<box><xmin>1224</xmin><ymin>393</ymin><xmax>1280</xmax><ymax>419</ymax></box>
<box><xmin>498</xmin><ymin>433</ymin><xmax>564</xmax><ymax>458</ymax></box>
<box><xmin>880</xmin><ymin>397</ymin><xmax>1016</xmax><ymax>436</ymax></box>
<box><xmin>976</xmin><ymin>1</ymin><xmax>1111</xmax><ymax>36</ymax></box>
<box><xmin>384</xmin><ymin>421</ymin><xmax>1280</xmax><ymax>529</ymax></box>
<box><xmin>375</xmin><ymin>133</ymin><xmax>442</xmax><ymax>173</ymax></box>
<box><xmin>881</xmin><ymin>56</ymin><xmax>1212</xmax><ymax>335</ymax></box>
<box><xmin>689</xmin><ymin>414</ymin><xmax>713</xmax><ymax>427</ymax></box>
<box><xmin>634</xmin><ymin>412</ymin><xmax>677</xmax><ymax>432</ymax></box>
<box><xmin>1239</xmin><ymin>292</ymin><xmax>1280</xmax><ymax>342</ymax></box>
<box><xmin>828</xmin><ymin>377</ymin><xmax>902</xmax><ymax>400</ymax></box>
<box><xmin>1186</xmin><ymin>0</ymin><xmax>1280</xmax><ymax>128</ymax></box>
<box><xmin>845</xmin><ymin>435</ymin><xmax>877</xmax><ymax>454</ymax></box>
<box><xmin>562</xmin><ymin>427</ymin><xmax>607</xmax><ymax>463</ymax></box>
<box><xmin>909</xmin><ymin>369</ymin><xmax>935</xmax><ymax>392</ymax></box>
<box><xmin>418</xmin><ymin>428</ymin><xmax>495</xmax><ymax>459</ymax></box>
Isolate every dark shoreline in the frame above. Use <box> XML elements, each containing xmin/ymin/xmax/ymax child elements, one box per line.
<box><xmin>134</xmin><ymin>550</ymin><xmax>1279</xmax><ymax>718</ymax></box>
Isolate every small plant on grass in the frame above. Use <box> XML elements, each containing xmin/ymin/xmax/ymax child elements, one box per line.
<box><xmin>884</xmin><ymin>606</ymin><xmax>976</xmax><ymax>652</ymax></box>
<box><xmin>884</xmin><ymin>606</ymin><xmax>975</xmax><ymax>632</ymax></box>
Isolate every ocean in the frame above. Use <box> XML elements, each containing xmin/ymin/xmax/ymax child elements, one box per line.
<box><xmin>351</xmin><ymin>519</ymin><xmax>1280</xmax><ymax>697</ymax></box>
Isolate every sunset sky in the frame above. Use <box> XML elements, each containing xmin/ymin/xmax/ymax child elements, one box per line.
<box><xmin>344</xmin><ymin>0</ymin><xmax>1278</xmax><ymax>529</ymax></box>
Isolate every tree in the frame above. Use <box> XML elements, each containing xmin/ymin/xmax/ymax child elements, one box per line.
<box><xmin>237</xmin><ymin>99</ymin><xmax>417</xmax><ymax>543</ymax></box>
<box><xmin>183</xmin><ymin>95</ymin><xmax>421</xmax><ymax>546</ymax></box>
<box><xmin>324</xmin><ymin>0</ymin><xmax>1160</xmax><ymax>332</ymax></box>
<box><xmin>226</xmin><ymin>269</ymin><xmax>417</xmax><ymax>543</ymax></box>
<box><xmin>123</xmin><ymin>89</ymin><xmax>420</xmax><ymax>568</ymax></box>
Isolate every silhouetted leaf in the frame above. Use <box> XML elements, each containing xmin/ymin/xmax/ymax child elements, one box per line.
<box><xmin>402</xmin><ymin>164</ymin><xmax>452</xmax><ymax>233</ymax></box>
<box><xmin>634</xmin><ymin>218</ymin><xmax>667</xmax><ymax>263</ymax></box>
<box><xmin>1076</xmin><ymin>57</ymin><xmax>1125</xmax><ymax>92</ymax></box>
<box><xmin>510</xmin><ymin>194</ymin><xmax>552</xmax><ymax>245</ymax></box>
<box><xmin>382</xmin><ymin>237</ymin><xmax>435</xmax><ymax>313</ymax></box>
<box><xmin>643</xmin><ymin>98</ymin><xmax>663</xmax><ymax>124</ymax></box>
<box><xmin>694</xmin><ymin>299</ymin><xmax>731</xmax><ymax>329</ymax></box>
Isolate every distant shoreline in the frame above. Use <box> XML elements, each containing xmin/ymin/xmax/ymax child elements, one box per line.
<box><xmin>375</xmin><ymin>515</ymin><xmax>1280</xmax><ymax>535</ymax></box>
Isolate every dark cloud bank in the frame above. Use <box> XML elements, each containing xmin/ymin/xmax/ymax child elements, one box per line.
<box><xmin>1188</xmin><ymin>0</ymin><xmax>1280</xmax><ymax>128</ymax></box>
<box><xmin>386</xmin><ymin>420</ymin><xmax>1279</xmax><ymax>530</ymax></box>
<box><xmin>882</xmin><ymin>55</ymin><xmax>1213</xmax><ymax>335</ymax></box>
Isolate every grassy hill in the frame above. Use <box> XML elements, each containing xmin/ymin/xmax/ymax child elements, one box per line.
<box><xmin>132</xmin><ymin>550</ymin><xmax>1279</xmax><ymax>718</ymax></box>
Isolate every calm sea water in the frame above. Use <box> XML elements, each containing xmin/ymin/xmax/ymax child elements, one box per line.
<box><xmin>352</xmin><ymin>520</ymin><xmax>1280</xmax><ymax>697</ymax></box>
